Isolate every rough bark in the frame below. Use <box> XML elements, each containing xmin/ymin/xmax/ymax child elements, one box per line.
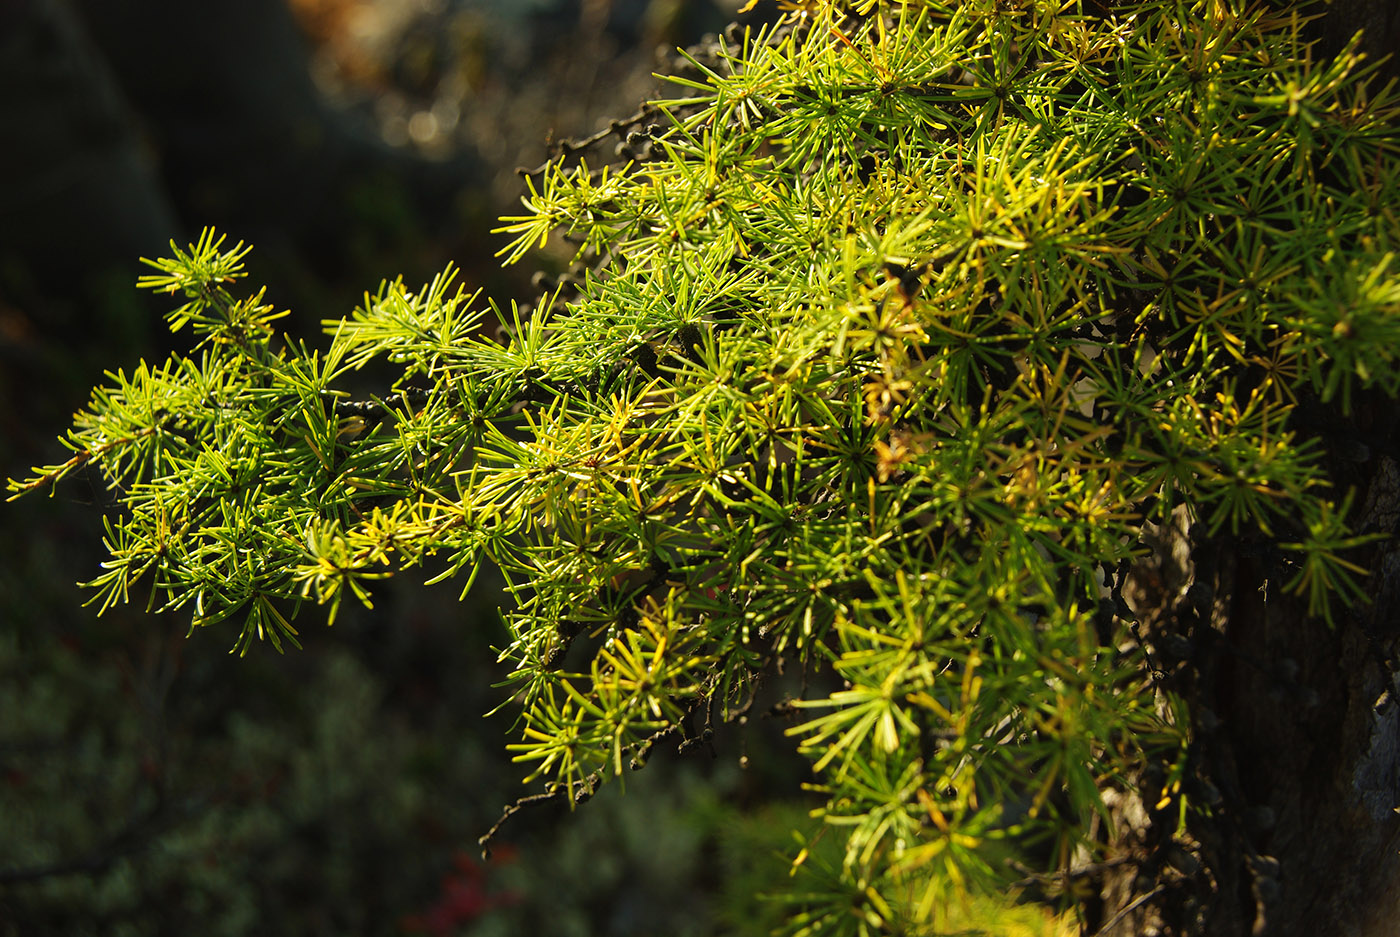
<box><xmin>1098</xmin><ymin>390</ymin><xmax>1400</xmax><ymax>937</ymax></box>
<box><xmin>1304</xmin><ymin>0</ymin><xmax>1400</xmax><ymax>87</ymax></box>
<box><xmin>1093</xmin><ymin>5</ymin><xmax>1400</xmax><ymax>928</ymax></box>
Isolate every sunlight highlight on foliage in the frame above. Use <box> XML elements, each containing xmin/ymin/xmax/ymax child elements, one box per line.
<box><xmin>11</xmin><ymin>1</ymin><xmax>1400</xmax><ymax>933</ymax></box>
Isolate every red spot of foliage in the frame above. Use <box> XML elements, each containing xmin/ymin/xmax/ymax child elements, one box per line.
<box><xmin>399</xmin><ymin>848</ymin><xmax>520</xmax><ymax>936</ymax></box>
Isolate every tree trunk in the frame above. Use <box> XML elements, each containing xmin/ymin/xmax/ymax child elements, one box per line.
<box><xmin>1305</xmin><ymin>0</ymin><xmax>1400</xmax><ymax>88</ymax></box>
<box><xmin>1093</xmin><ymin>6</ymin><xmax>1400</xmax><ymax>929</ymax></box>
<box><xmin>1100</xmin><ymin>390</ymin><xmax>1400</xmax><ymax>936</ymax></box>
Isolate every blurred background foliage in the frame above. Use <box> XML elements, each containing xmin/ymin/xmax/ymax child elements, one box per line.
<box><xmin>0</xmin><ymin>1</ymin><xmax>850</xmax><ymax>934</ymax></box>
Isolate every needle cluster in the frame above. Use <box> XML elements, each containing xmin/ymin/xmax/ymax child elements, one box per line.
<box><xmin>12</xmin><ymin>1</ymin><xmax>1400</xmax><ymax>932</ymax></box>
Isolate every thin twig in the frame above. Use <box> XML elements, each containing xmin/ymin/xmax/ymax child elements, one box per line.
<box><xmin>1095</xmin><ymin>885</ymin><xmax>1165</xmax><ymax>936</ymax></box>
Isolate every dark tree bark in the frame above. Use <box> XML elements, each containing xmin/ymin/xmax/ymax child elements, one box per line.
<box><xmin>1091</xmin><ymin>7</ymin><xmax>1400</xmax><ymax>934</ymax></box>
<box><xmin>1306</xmin><ymin>0</ymin><xmax>1400</xmax><ymax>87</ymax></box>
<box><xmin>1100</xmin><ymin>410</ymin><xmax>1400</xmax><ymax>937</ymax></box>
